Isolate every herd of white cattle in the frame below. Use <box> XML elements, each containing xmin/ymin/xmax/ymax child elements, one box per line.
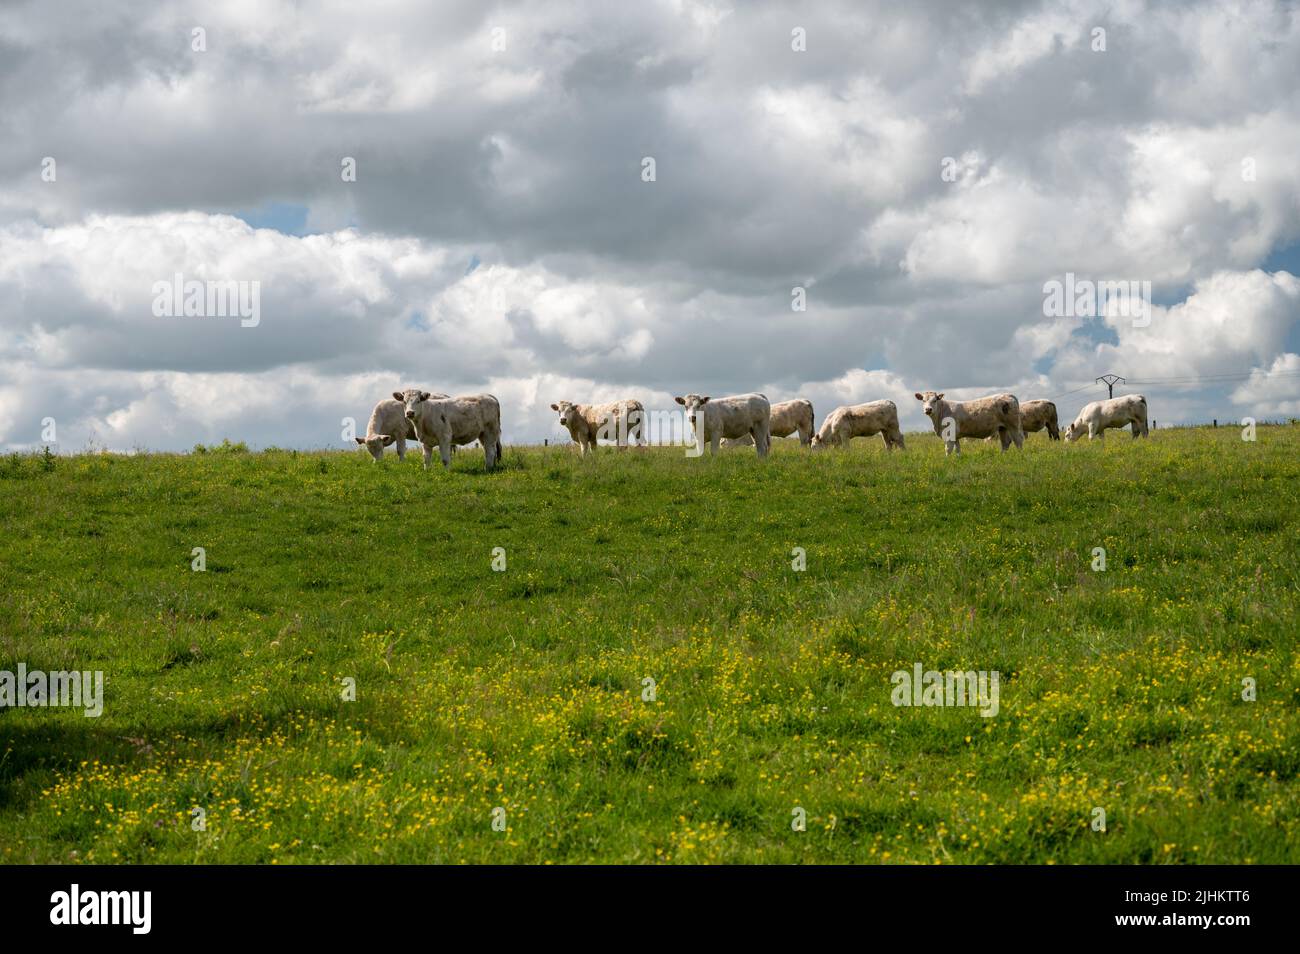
<box><xmin>355</xmin><ymin>387</ymin><xmax>1151</xmax><ymax>469</ymax></box>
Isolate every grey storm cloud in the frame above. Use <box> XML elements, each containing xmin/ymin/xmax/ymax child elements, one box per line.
<box><xmin>1</xmin><ymin>0</ymin><xmax>1299</xmax><ymax>450</ymax></box>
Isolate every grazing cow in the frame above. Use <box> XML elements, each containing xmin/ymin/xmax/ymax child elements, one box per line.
<box><xmin>1063</xmin><ymin>394</ymin><xmax>1149</xmax><ymax>441</ymax></box>
<box><xmin>674</xmin><ymin>392</ymin><xmax>771</xmax><ymax>457</ymax></box>
<box><xmin>401</xmin><ymin>391</ymin><xmax>504</xmax><ymax>469</ymax></box>
<box><xmin>723</xmin><ymin>398</ymin><xmax>815</xmax><ymax>447</ymax></box>
<box><xmin>355</xmin><ymin>393</ymin><xmax>448</xmax><ymax>461</ymax></box>
<box><xmin>915</xmin><ymin>391</ymin><xmax>1023</xmax><ymax>455</ymax></box>
<box><xmin>550</xmin><ymin>399</ymin><xmax>645</xmax><ymax>455</ymax></box>
<box><xmin>356</xmin><ymin>398</ymin><xmax>416</xmax><ymax>462</ymax></box>
<box><xmin>810</xmin><ymin>400</ymin><xmax>905</xmax><ymax>451</ymax></box>
<box><xmin>985</xmin><ymin>399</ymin><xmax>1060</xmax><ymax>442</ymax></box>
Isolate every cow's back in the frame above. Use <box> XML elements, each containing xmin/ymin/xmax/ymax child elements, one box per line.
<box><xmin>437</xmin><ymin>394</ymin><xmax>499</xmax><ymax>442</ymax></box>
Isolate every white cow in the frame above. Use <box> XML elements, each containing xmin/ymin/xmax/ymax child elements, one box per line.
<box><xmin>915</xmin><ymin>391</ymin><xmax>1024</xmax><ymax>455</ymax></box>
<box><xmin>984</xmin><ymin>398</ymin><xmax>1060</xmax><ymax>442</ymax></box>
<box><xmin>1063</xmin><ymin>394</ymin><xmax>1149</xmax><ymax>441</ymax></box>
<box><xmin>355</xmin><ymin>393</ymin><xmax>448</xmax><ymax>461</ymax></box>
<box><xmin>723</xmin><ymin>398</ymin><xmax>815</xmax><ymax>447</ymax></box>
<box><xmin>355</xmin><ymin>399</ymin><xmax>417</xmax><ymax>462</ymax></box>
<box><xmin>1017</xmin><ymin>399</ymin><xmax>1060</xmax><ymax>441</ymax></box>
<box><xmin>401</xmin><ymin>391</ymin><xmax>504</xmax><ymax>470</ymax></box>
<box><xmin>550</xmin><ymin>399</ymin><xmax>645</xmax><ymax>455</ymax></box>
<box><xmin>810</xmin><ymin>400</ymin><xmax>905</xmax><ymax>451</ymax></box>
<box><xmin>674</xmin><ymin>392</ymin><xmax>771</xmax><ymax>457</ymax></box>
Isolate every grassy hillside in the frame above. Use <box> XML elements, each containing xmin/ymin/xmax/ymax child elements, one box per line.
<box><xmin>1</xmin><ymin>426</ymin><xmax>1297</xmax><ymax>864</ymax></box>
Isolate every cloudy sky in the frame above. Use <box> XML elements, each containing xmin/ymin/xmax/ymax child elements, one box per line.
<box><xmin>2</xmin><ymin>0</ymin><xmax>1299</xmax><ymax>451</ymax></box>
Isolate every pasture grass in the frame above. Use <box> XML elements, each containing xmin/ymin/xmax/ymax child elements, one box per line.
<box><xmin>1</xmin><ymin>425</ymin><xmax>1297</xmax><ymax>863</ymax></box>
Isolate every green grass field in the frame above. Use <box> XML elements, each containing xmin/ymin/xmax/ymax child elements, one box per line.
<box><xmin>1</xmin><ymin>426</ymin><xmax>1297</xmax><ymax>864</ymax></box>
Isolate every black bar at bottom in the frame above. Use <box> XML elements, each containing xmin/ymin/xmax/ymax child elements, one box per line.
<box><xmin>0</xmin><ymin>864</ymin><xmax>1284</xmax><ymax>941</ymax></box>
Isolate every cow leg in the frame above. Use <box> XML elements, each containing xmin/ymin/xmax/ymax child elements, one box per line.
<box><xmin>1131</xmin><ymin>421</ymin><xmax>1140</xmax><ymax>439</ymax></box>
<box><xmin>421</xmin><ymin>443</ymin><xmax>434</xmax><ymax>469</ymax></box>
<box><xmin>482</xmin><ymin>432</ymin><xmax>497</xmax><ymax>469</ymax></box>
<box><xmin>440</xmin><ymin>440</ymin><xmax>453</xmax><ymax>468</ymax></box>
<box><xmin>999</xmin><ymin>428</ymin><xmax>1011</xmax><ymax>451</ymax></box>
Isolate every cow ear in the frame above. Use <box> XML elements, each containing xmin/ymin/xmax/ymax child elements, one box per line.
<box><xmin>674</xmin><ymin>396</ymin><xmax>686</xmax><ymax>405</ymax></box>
<box><xmin>380</xmin><ymin>434</ymin><xmax>394</xmax><ymax>446</ymax></box>
<box><xmin>393</xmin><ymin>392</ymin><xmax>404</xmax><ymax>402</ymax></box>
<box><xmin>700</xmin><ymin>396</ymin><xmax>710</xmax><ymax>404</ymax></box>
<box><xmin>550</xmin><ymin>403</ymin><xmax>559</xmax><ymax>411</ymax></box>
<box><xmin>420</xmin><ymin>391</ymin><xmax>431</xmax><ymax>401</ymax></box>
<box><xmin>936</xmin><ymin>393</ymin><xmax>944</xmax><ymax>400</ymax></box>
<box><xmin>354</xmin><ymin>437</ymin><xmax>366</xmax><ymax>444</ymax></box>
<box><xmin>914</xmin><ymin>392</ymin><xmax>924</xmax><ymax>401</ymax></box>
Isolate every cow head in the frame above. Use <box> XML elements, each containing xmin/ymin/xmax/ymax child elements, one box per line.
<box><xmin>1062</xmin><ymin>418</ymin><xmax>1086</xmax><ymax>442</ymax></box>
<box><xmin>914</xmin><ymin>391</ymin><xmax>945</xmax><ymax>421</ymax></box>
<box><xmin>550</xmin><ymin>400</ymin><xmax>577</xmax><ymax>429</ymax></box>
<box><xmin>354</xmin><ymin>434</ymin><xmax>392</xmax><ymax>461</ymax></box>
<box><xmin>674</xmin><ymin>394</ymin><xmax>710</xmax><ymax>431</ymax></box>
<box><xmin>398</xmin><ymin>390</ymin><xmax>434</xmax><ymax>421</ymax></box>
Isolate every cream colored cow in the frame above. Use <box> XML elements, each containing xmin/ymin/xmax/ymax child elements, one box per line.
<box><xmin>550</xmin><ymin>399</ymin><xmax>645</xmax><ymax>455</ymax></box>
<box><xmin>355</xmin><ymin>398</ymin><xmax>417</xmax><ymax>462</ymax></box>
<box><xmin>1063</xmin><ymin>394</ymin><xmax>1149</xmax><ymax>441</ymax></box>
<box><xmin>915</xmin><ymin>391</ymin><xmax>1023</xmax><ymax>455</ymax></box>
<box><xmin>723</xmin><ymin>398</ymin><xmax>814</xmax><ymax>447</ymax></box>
<box><xmin>810</xmin><ymin>400</ymin><xmax>905</xmax><ymax>451</ymax></box>
<box><xmin>1017</xmin><ymin>399</ymin><xmax>1060</xmax><ymax>441</ymax></box>
<box><xmin>355</xmin><ymin>392</ymin><xmax>448</xmax><ymax>461</ymax></box>
<box><xmin>984</xmin><ymin>398</ymin><xmax>1060</xmax><ymax>442</ymax></box>
<box><xmin>401</xmin><ymin>391</ymin><xmax>504</xmax><ymax>470</ymax></box>
<box><xmin>674</xmin><ymin>392</ymin><xmax>772</xmax><ymax>457</ymax></box>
